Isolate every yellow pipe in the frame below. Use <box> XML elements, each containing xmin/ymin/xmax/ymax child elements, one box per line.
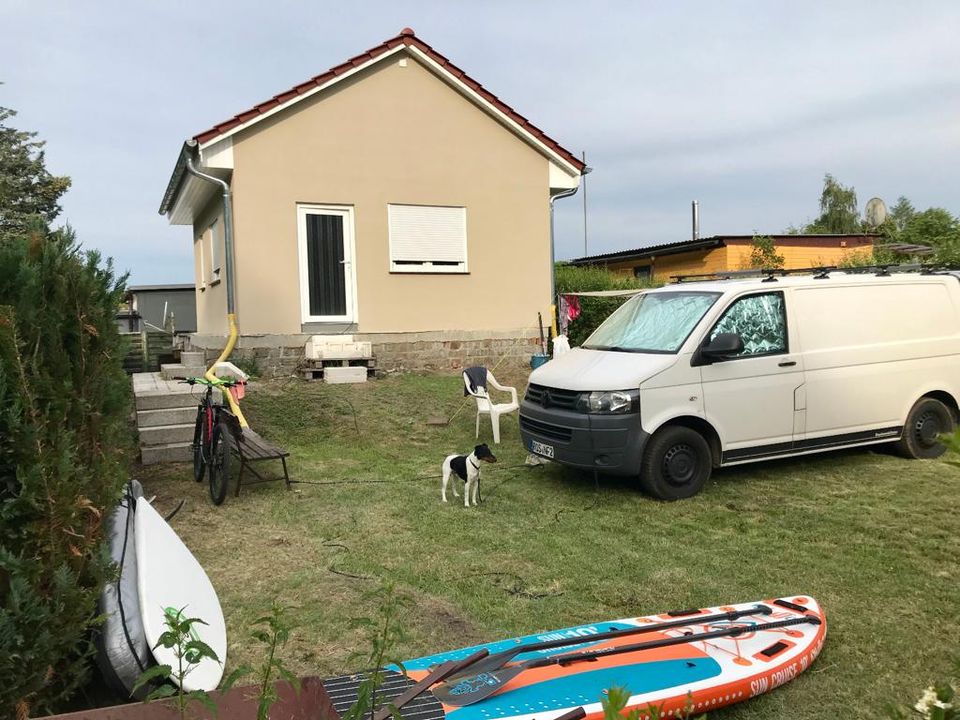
<box><xmin>550</xmin><ymin>304</ymin><xmax>558</xmax><ymax>339</ymax></box>
<box><xmin>204</xmin><ymin>312</ymin><xmax>248</xmax><ymax>428</ymax></box>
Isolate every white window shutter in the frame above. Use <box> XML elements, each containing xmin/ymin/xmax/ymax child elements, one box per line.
<box><xmin>388</xmin><ymin>204</ymin><xmax>467</xmax><ymax>272</ymax></box>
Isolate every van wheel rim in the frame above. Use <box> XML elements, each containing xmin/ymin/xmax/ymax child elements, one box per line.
<box><xmin>915</xmin><ymin>410</ymin><xmax>941</xmax><ymax>447</ymax></box>
<box><xmin>663</xmin><ymin>444</ymin><xmax>697</xmax><ymax>485</ymax></box>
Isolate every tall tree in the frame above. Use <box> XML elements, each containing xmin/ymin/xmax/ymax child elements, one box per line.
<box><xmin>888</xmin><ymin>196</ymin><xmax>916</xmax><ymax>235</ymax></box>
<box><xmin>805</xmin><ymin>174</ymin><xmax>861</xmax><ymax>234</ymax></box>
<box><xmin>0</xmin><ymin>105</ymin><xmax>71</xmax><ymax>232</ymax></box>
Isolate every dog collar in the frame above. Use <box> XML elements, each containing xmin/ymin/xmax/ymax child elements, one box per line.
<box><xmin>469</xmin><ymin>458</ymin><xmax>481</xmax><ymax>470</ymax></box>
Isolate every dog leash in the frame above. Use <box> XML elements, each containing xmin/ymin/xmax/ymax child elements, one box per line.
<box><xmin>286</xmin><ymin>463</ymin><xmax>536</xmax><ymax>488</ymax></box>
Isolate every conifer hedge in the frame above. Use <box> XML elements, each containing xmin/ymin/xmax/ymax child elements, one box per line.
<box><xmin>0</xmin><ymin>222</ymin><xmax>131</xmax><ymax>718</ymax></box>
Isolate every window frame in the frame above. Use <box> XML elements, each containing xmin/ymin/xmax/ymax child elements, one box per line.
<box><xmin>705</xmin><ymin>290</ymin><xmax>789</xmax><ymax>360</ymax></box>
<box><xmin>387</xmin><ymin>203</ymin><xmax>468</xmax><ymax>274</ymax></box>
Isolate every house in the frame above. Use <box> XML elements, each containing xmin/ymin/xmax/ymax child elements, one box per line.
<box><xmin>118</xmin><ymin>284</ymin><xmax>198</xmax><ymax>334</ymax></box>
<box><xmin>567</xmin><ymin>234</ymin><xmax>878</xmax><ymax>282</ymax></box>
<box><xmin>158</xmin><ymin>28</ymin><xmax>585</xmax><ymax>374</ymax></box>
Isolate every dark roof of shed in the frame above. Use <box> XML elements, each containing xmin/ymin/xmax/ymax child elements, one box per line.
<box><xmin>127</xmin><ymin>284</ymin><xmax>196</xmax><ymax>292</ymax></box>
<box><xmin>567</xmin><ymin>234</ymin><xmax>881</xmax><ymax>265</ymax></box>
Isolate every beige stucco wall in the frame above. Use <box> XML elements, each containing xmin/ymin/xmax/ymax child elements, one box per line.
<box><xmin>228</xmin><ymin>51</ymin><xmax>555</xmax><ymax>336</ymax></box>
<box><xmin>192</xmin><ymin>197</ymin><xmax>227</xmax><ymax>335</ymax></box>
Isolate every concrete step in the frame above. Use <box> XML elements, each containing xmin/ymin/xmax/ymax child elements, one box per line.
<box><xmin>180</xmin><ymin>351</ymin><xmax>206</xmax><ymax>366</ymax></box>
<box><xmin>137</xmin><ymin>406</ymin><xmax>196</xmax><ymax>428</ymax></box>
<box><xmin>141</xmin><ymin>442</ymin><xmax>192</xmax><ymax>465</ymax></box>
<box><xmin>160</xmin><ymin>363</ymin><xmax>206</xmax><ymax>381</ymax></box>
<box><xmin>139</xmin><ymin>422</ymin><xmax>195</xmax><ymax>447</ymax></box>
<box><xmin>135</xmin><ymin>391</ymin><xmax>199</xmax><ymax>411</ymax></box>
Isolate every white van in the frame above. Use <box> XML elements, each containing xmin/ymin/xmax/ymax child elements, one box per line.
<box><xmin>520</xmin><ymin>270</ymin><xmax>960</xmax><ymax>499</ymax></box>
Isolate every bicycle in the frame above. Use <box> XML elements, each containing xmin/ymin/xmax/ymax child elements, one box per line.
<box><xmin>177</xmin><ymin>376</ymin><xmax>241</xmax><ymax>505</ymax></box>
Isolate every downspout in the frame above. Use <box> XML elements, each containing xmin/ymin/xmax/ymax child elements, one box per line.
<box><xmin>549</xmin><ymin>185</ymin><xmax>580</xmax><ymax>337</ymax></box>
<box><xmin>184</xmin><ymin>147</ymin><xmax>248</xmax><ymax>428</ymax></box>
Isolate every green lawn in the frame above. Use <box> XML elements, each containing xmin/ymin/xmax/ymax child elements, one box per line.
<box><xmin>136</xmin><ymin>369</ymin><xmax>960</xmax><ymax>719</ymax></box>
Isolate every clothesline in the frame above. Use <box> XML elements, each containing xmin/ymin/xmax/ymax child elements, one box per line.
<box><xmin>558</xmin><ymin>289</ymin><xmax>645</xmax><ymax>297</ymax></box>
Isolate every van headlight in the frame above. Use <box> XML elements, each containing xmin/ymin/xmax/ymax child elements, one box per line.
<box><xmin>576</xmin><ymin>390</ymin><xmax>639</xmax><ymax>414</ymax></box>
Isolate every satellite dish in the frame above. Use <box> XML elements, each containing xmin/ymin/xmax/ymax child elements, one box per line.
<box><xmin>864</xmin><ymin>197</ymin><xmax>888</xmax><ymax>228</ymax></box>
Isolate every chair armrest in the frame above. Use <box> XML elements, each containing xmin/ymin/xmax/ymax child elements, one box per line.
<box><xmin>488</xmin><ymin>374</ymin><xmax>518</xmax><ymax>405</ymax></box>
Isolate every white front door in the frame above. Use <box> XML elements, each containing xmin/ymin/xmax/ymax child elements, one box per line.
<box><xmin>698</xmin><ymin>290</ymin><xmax>805</xmax><ymax>461</ymax></box>
<box><xmin>297</xmin><ymin>204</ymin><xmax>357</xmax><ymax>323</ymax></box>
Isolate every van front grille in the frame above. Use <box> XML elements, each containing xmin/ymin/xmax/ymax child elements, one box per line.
<box><xmin>520</xmin><ymin>415</ymin><xmax>573</xmax><ymax>443</ymax></box>
<box><xmin>525</xmin><ymin>384</ymin><xmax>580</xmax><ymax>411</ymax></box>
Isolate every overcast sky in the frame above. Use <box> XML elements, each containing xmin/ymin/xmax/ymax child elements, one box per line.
<box><xmin>3</xmin><ymin>1</ymin><xmax>959</xmax><ymax>284</ymax></box>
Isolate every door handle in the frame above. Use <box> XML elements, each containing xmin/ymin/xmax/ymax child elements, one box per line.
<box><xmin>778</xmin><ymin>360</ymin><xmax>797</xmax><ymax>367</ymax></box>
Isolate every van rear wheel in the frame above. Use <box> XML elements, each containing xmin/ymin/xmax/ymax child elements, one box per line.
<box><xmin>640</xmin><ymin>426</ymin><xmax>712</xmax><ymax>500</ymax></box>
<box><xmin>895</xmin><ymin>397</ymin><xmax>955</xmax><ymax>459</ymax></box>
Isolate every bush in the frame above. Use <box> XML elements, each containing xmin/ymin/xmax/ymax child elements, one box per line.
<box><xmin>555</xmin><ymin>263</ymin><xmax>654</xmax><ymax>346</ymax></box>
<box><xmin>0</xmin><ymin>223</ymin><xmax>131</xmax><ymax>718</ymax></box>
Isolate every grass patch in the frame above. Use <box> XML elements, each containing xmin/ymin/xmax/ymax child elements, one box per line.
<box><xmin>137</xmin><ymin>369</ymin><xmax>960</xmax><ymax>719</ymax></box>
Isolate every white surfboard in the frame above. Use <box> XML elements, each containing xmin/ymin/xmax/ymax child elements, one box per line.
<box><xmin>135</xmin><ymin>497</ymin><xmax>226</xmax><ymax>691</ymax></box>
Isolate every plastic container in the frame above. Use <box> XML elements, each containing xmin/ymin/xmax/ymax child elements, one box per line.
<box><xmin>530</xmin><ymin>353</ymin><xmax>550</xmax><ymax>369</ymax></box>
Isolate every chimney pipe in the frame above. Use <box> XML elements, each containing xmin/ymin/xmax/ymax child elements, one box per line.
<box><xmin>691</xmin><ymin>200</ymin><xmax>700</xmax><ymax>241</ymax></box>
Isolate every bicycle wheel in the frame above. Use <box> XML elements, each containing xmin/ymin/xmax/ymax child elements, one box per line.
<box><xmin>208</xmin><ymin>418</ymin><xmax>232</xmax><ymax>506</ymax></box>
<box><xmin>192</xmin><ymin>409</ymin><xmax>206</xmax><ymax>483</ymax></box>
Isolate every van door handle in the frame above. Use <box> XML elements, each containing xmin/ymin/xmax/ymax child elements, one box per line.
<box><xmin>778</xmin><ymin>360</ymin><xmax>797</xmax><ymax>367</ymax></box>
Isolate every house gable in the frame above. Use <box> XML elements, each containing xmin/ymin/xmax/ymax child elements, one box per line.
<box><xmin>226</xmin><ymin>51</ymin><xmax>557</xmax><ymax>335</ymax></box>
<box><xmin>191</xmin><ymin>29</ymin><xmax>583</xmax><ymax>175</ymax></box>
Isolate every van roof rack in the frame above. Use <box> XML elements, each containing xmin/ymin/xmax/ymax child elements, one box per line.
<box><xmin>670</xmin><ymin>263</ymin><xmax>960</xmax><ymax>284</ymax></box>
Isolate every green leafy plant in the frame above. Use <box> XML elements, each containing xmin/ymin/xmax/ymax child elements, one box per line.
<box><xmin>940</xmin><ymin>429</ymin><xmax>960</xmax><ymax>470</ymax></box>
<box><xmin>233</xmin><ymin>354</ymin><xmax>262</xmax><ymax>379</ymax></box>
<box><xmin>601</xmin><ymin>686</ymin><xmax>705</xmax><ymax>720</ymax></box>
<box><xmin>222</xmin><ymin>603</ymin><xmax>300</xmax><ymax>720</ymax></box>
<box><xmin>885</xmin><ymin>659</ymin><xmax>958</xmax><ymax>719</ymax></box>
<box><xmin>342</xmin><ymin>583</ymin><xmax>411</xmax><ymax>720</ymax></box>
<box><xmin>747</xmin><ymin>235</ymin><xmax>785</xmax><ymax>270</ymax></box>
<box><xmin>132</xmin><ymin>607</ymin><xmax>221</xmax><ymax>720</ymax></box>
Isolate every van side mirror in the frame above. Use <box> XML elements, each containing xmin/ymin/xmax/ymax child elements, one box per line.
<box><xmin>694</xmin><ymin>333</ymin><xmax>744</xmax><ymax>365</ymax></box>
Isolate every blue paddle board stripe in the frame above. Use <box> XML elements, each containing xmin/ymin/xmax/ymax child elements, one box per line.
<box><xmin>446</xmin><ymin>658</ymin><xmax>722</xmax><ymax>720</ymax></box>
<box><xmin>392</xmin><ymin>622</ymin><xmax>628</xmax><ymax>672</ymax></box>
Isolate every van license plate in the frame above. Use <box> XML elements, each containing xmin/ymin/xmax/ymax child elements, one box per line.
<box><xmin>531</xmin><ymin>440</ymin><xmax>554</xmax><ymax>458</ymax></box>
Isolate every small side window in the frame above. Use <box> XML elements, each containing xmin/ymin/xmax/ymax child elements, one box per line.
<box><xmin>709</xmin><ymin>292</ymin><xmax>787</xmax><ymax>357</ymax></box>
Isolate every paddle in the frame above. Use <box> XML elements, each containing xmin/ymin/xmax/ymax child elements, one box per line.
<box><xmin>433</xmin><ymin>615</ymin><xmax>822</xmax><ymax>707</ymax></box>
<box><xmin>444</xmin><ymin>605</ymin><xmax>772</xmax><ymax>681</ymax></box>
<box><xmin>371</xmin><ymin>648</ymin><xmax>489</xmax><ymax>720</ymax></box>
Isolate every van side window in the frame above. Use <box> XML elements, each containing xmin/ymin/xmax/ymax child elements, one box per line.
<box><xmin>710</xmin><ymin>292</ymin><xmax>787</xmax><ymax>357</ymax></box>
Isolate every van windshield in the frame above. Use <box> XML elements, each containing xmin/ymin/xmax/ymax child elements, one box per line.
<box><xmin>581</xmin><ymin>291</ymin><xmax>720</xmax><ymax>353</ymax></box>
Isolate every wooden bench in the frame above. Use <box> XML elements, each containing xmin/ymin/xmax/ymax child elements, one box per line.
<box><xmin>220</xmin><ymin>411</ymin><xmax>291</xmax><ymax>496</ymax></box>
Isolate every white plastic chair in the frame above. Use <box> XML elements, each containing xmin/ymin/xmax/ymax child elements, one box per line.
<box><xmin>462</xmin><ymin>369</ymin><xmax>519</xmax><ymax>444</ymax></box>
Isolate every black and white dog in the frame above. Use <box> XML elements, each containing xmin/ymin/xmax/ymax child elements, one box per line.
<box><xmin>441</xmin><ymin>444</ymin><xmax>497</xmax><ymax>507</ymax></box>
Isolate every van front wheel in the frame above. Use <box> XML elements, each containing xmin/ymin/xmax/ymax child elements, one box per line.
<box><xmin>895</xmin><ymin>397</ymin><xmax>955</xmax><ymax>459</ymax></box>
<box><xmin>640</xmin><ymin>426</ymin><xmax>712</xmax><ymax>500</ymax></box>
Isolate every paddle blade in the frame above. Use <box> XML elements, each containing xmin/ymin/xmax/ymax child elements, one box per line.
<box><xmin>432</xmin><ymin>666</ymin><xmax>525</xmax><ymax>707</ymax></box>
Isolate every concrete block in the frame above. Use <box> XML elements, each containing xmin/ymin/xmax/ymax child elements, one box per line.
<box><xmin>160</xmin><ymin>363</ymin><xmax>206</xmax><ymax>381</ymax></box>
<box><xmin>179</xmin><ymin>351</ymin><xmax>206</xmax><ymax>366</ymax></box>
<box><xmin>324</xmin><ymin>366</ymin><xmax>368</xmax><ymax>384</ymax></box>
<box><xmin>137</xmin><ymin>406</ymin><xmax>197</xmax><ymax>428</ymax></box>
<box><xmin>135</xmin><ymin>392</ymin><xmax>199</xmax><ymax>411</ymax></box>
<box><xmin>139</xmin><ymin>422</ymin><xmax>195</xmax><ymax>446</ymax></box>
<box><xmin>141</xmin><ymin>442</ymin><xmax>192</xmax><ymax>465</ymax></box>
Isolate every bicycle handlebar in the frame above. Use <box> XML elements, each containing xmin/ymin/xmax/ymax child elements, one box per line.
<box><xmin>174</xmin><ymin>376</ymin><xmax>241</xmax><ymax>387</ymax></box>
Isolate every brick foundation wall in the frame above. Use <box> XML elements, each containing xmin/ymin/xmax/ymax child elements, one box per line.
<box><xmin>186</xmin><ymin>330</ymin><xmax>544</xmax><ymax>378</ymax></box>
